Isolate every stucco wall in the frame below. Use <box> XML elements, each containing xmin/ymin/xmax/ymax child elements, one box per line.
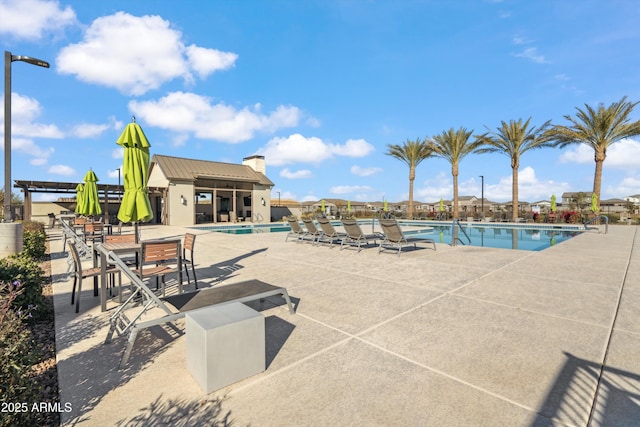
<box><xmin>168</xmin><ymin>181</ymin><xmax>194</xmax><ymax>226</ymax></box>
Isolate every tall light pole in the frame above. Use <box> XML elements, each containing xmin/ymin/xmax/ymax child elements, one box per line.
<box><xmin>479</xmin><ymin>175</ymin><xmax>484</xmax><ymax>219</ymax></box>
<box><xmin>277</xmin><ymin>191</ymin><xmax>280</xmax><ymax>207</ymax></box>
<box><xmin>4</xmin><ymin>51</ymin><xmax>49</xmax><ymax>222</ymax></box>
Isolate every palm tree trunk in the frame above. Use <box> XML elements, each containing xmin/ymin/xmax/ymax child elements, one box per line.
<box><xmin>593</xmin><ymin>151</ymin><xmax>605</xmax><ymax>213</ymax></box>
<box><xmin>408</xmin><ymin>166</ymin><xmax>415</xmax><ymax>218</ymax></box>
<box><xmin>511</xmin><ymin>162</ymin><xmax>519</xmax><ymax>222</ymax></box>
<box><xmin>452</xmin><ymin>164</ymin><xmax>459</xmax><ymax>219</ymax></box>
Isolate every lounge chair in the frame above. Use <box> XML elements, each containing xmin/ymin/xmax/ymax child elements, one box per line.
<box><xmin>340</xmin><ymin>218</ymin><xmax>383</xmax><ymax>252</ymax></box>
<box><xmin>100</xmin><ymin>248</ymin><xmax>295</xmax><ymax>367</ymax></box>
<box><xmin>302</xmin><ymin>218</ymin><xmax>324</xmax><ymax>244</ymax></box>
<box><xmin>316</xmin><ymin>217</ymin><xmax>346</xmax><ymax>247</ymax></box>
<box><xmin>286</xmin><ymin>217</ymin><xmax>308</xmax><ymax>242</ymax></box>
<box><xmin>378</xmin><ymin>219</ymin><xmax>436</xmax><ymax>256</ymax></box>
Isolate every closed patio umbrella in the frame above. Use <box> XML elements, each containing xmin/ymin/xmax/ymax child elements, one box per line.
<box><xmin>590</xmin><ymin>192</ymin><xmax>598</xmax><ymax>213</ymax></box>
<box><xmin>82</xmin><ymin>169</ymin><xmax>102</xmax><ymax>217</ymax></box>
<box><xmin>347</xmin><ymin>200</ymin><xmax>351</xmax><ymax>214</ymax></box>
<box><xmin>74</xmin><ymin>183</ymin><xmax>85</xmax><ymax>214</ymax></box>
<box><xmin>550</xmin><ymin>194</ymin><xmax>557</xmax><ymax>213</ymax></box>
<box><xmin>116</xmin><ymin>117</ymin><xmax>153</xmax><ymax>231</ymax></box>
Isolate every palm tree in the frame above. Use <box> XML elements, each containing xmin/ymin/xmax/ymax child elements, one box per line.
<box><xmin>430</xmin><ymin>127</ymin><xmax>483</xmax><ymax>219</ymax></box>
<box><xmin>475</xmin><ymin>118</ymin><xmax>552</xmax><ymax>221</ymax></box>
<box><xmin>545</xmin><ymin>97</ymin><xmax>640</xmax><ymax>212</ymax></box>
<box><xmin>386</xmin><ymin>138</ymin><xmax>433</xmax><ymax>219</ymax></box>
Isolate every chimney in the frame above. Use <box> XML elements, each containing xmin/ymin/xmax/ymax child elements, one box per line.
<box><xmin>242</xmin><ymin>155</ymin><xmax>266</xmax><ymax>174</ymax></box>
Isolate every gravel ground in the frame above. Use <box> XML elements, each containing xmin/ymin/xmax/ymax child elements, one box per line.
<box><xmin>30</xmin><ymin>240</ymin><xmax>60</xmax><ymax>427</ymax></box>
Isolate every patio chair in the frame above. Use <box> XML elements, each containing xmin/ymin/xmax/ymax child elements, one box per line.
<box><xmin>286</xmin><ymin>217</ymin><xmax>308</xmax><ymax>242</ymax></box>
<box><xmin>316</xmin><ymin>217</ymin><xmax>346</xmax><ymax>247</ymax></box>
<box><xmin>183</xmin><ymin>233</ymin><xmax>198</xmax><ymax>289</ymax></box>
<box><xmin>378</xmin><ymin>219</ymin><xmax>436</xmax><ymax>256</ymax></box>
<box><xmin>100</xmin><ymin>248</ymin><xmax>295</xmax><ymax>367</ymax></box>
<box><xmin>340</xmin><ymin>218</ymin><xmax>383</xmax><ymax>252</ymax></box>
<box><xmin>134</xmin><ymin>239</ymin><xmax>183</xmax><ymax>297</ymax></box>
<box><xmin>84</xmin><ymin>222</ymin><xmax>105</xmax><ymax>245</ymax></box>
<box><xmin>68</xmin><ymin>240</ymin><xmax>120</xmax><ymax>313</ymax></box>
<box><xmin>302</xmin><ymin>218</ymin><xmax>324</xmax><ymax>244</ymax></box>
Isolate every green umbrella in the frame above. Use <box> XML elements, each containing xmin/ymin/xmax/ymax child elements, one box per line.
<box><xmin>321</xmin><ymin>199</ymin><xmax>325</xmax><ymax>214</ymax></box>
<box><xmin>82</xmin><ymin>169</ymin><xmax>102</xmax><ymax>216</ymax></box>
<box><xmin>550</xmin><ymin>194</ymin><xmax>557</xmax><ymax>213</ymax></box>
<box><xmin>439</xmin><ymin>198</ymin><xmax>444</xmax><ymax>212</ymax></box>
<box><xmin>74</xmin><ymin>183</ymin><xmax>85</xmax><ymax>214</ymax></box>
<box><xmin>347</xmin><ymin>200</ymin><xmax>351</xmax><ymax>213</ymax></box>
<box><xmin>383</xmin><ymin>199</ymin><xmax>388</xmax><ymax>212</ymax></box>
<box><xmin>590</xmin><ymin>192</ymin><xmax>598</xmax><ymax>213</ymax></box>
<box><xmin>116</xmin><ymin>118</ymin><xmax>153</xmax><ymax>224</ymax></box>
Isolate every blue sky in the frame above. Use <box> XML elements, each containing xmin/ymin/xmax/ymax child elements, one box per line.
<box><xmin>2</xmin><ymin>0</ymin><xmax>640</xmax><ymax>203</ymax></box>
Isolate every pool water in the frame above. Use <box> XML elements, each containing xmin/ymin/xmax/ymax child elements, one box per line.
<box><xmin>193</xmin><ymin>221</ymin><xmax>581</xmax><ymax>251</ymax></box>
<box><xmin>408</xmin><ymin>225</ymin><xmax>581</xmax><ymax>251</ymax></box>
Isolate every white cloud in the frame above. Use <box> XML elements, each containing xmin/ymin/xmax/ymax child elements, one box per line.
<box><xmin>351</xmin><ymin>165</ymin><xmax>382</xmax><ymax>176</ymax></box>
<box><xmin>280</xmin><ymin>168</ymin><xmax>313</xmax><ymax>179</ymax></box>
<box><xmin>415</xmin><ymin>168</ymin><xmax>570</xmax><ymax>202</ymax></box>
<box><xmin>559</xmin><ymin>138</ymin><xmax>640</xmax><ymax>169</ymax></box>
<box><xmin>329</xmin><ymin>185</ymin><xmax>372</xmax><ymax>195</ymax></box>
<box><xmin>331</xmin><ymin>139</ymin><xmax>375</xmax><ymax>157</ymax></box>
<box><xmin>70</xmin><ymin>123</ymin><xmax>111</xmax><ymax>138</ymax></box>
<box><xmin>514</xmin><ymin>47</ymin><xmax>548</xmax><ymax>64</ymax></box>
<box><xmin>0</xmin><ymin>0</ymin><xmax>76</xmax><ymax>40</ymax></box>
<box><xmin>13</xmin><ymin>138</ymin><xmax>54</xmax><ymax>162</ymax></box>
<box><xmin>185</xmin><ymin>44</ymin><xmax>238</xmax><ymax>79</ymax></box>
<box><xmin>300</xmin><ymin>194</ymin><xmax>317</xmax><ymax>202</ymax></box>
<box><xmin>5</xmin><ymin>93</ymin><xmax>64</xmax><ymax>138</ymax></box>
<box><xmin>112</xmin><ymin>148</ymin><xmax>124</xmax><ymax>159</ymax></box>
<box><xmin>260</xmin><ymin>133</ymin><xmax>374</xmax><ymax>166</ymax></box>
<box><xmin>486</xmin><ymin>166</ymin><xmax>570</xmax><ymax>201</ymax></box>
<box><xmin>30</xmin><ymin>158</ymin><xmax>47</xmax><ymax>166</ymax></box>
<box><xmin>48</xmin><ymin>164</ymin><xmax>75</xmax><ymax>176</ymax></box>
<box><xmin>606</xmin><ymin>176</ymin><xmax>640</xmax><ymax>198</ymax></box>
<box><xmin>130</xmin><ymin>92</ymin><xmax>300</xmax><ymax>143</ymax></box>
<box><xmin>56</xmin><ymin>12</ymin><xmax>237</xmax><ymax>96</ymax></box>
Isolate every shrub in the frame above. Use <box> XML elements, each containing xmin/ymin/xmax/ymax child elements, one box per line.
<box><xmin>0</xmin><ymin>281</ymin><xmax>42</xmax><ymax>427</ymax></box>
<box><xmin>21</xmin><ymin>220</ymin><xmax>45</xmax><ymax>233</ymax></box>
<box><xmin>20</xmin><ymin>220</ymin><xmax>47</xmax><ymax>260</ymax></box>
<box><xmin>0</xmin><ymin>254</ymin><xmax>44</xmax><ymax>319</ymax></box>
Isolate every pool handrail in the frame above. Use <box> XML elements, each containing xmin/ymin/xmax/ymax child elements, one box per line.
<box><xmin>451</xmin><ymin>219</ymin><xmax>471</xmax><ymax>246</ymax></box>
<box><xmin>584</xmin><ymin>215</ymin><xmax>609</xmax><ymax>234</ymax></box>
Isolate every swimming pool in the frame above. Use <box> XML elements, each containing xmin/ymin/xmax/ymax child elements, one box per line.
<box><xmin>192</xmin><ymin>220</ymin><xmax>583</xmax><ymax>251</ymax></box>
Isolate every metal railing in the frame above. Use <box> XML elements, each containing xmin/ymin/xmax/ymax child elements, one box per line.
<box><xmin>451</xmin><ymin>219</ymin><xmax>471</xmax><ymax>246</ymax></box>
<box><xmin>584</xmin><ymin>215</ymin><xmax>609</xmax><ymax>234</ymax></box>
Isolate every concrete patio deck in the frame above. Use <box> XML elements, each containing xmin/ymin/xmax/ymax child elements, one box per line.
<box><xmin>49</xmin><ymin>223</ymin><xmax>640</xmax><ymax>426</ymax></box>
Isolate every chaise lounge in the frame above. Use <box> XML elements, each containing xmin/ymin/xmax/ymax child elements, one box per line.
<box><xmin>378</xmin><ymin>219</ymin><xmax>436</xmax><ymax>256</ymax></box>
<box><xmin>340</xmin><ymin>218</ymin><xmax>383</xmax><ymax>252</ymax></box>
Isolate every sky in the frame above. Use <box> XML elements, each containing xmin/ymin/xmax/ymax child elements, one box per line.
<box><xmin>1</xmin><ymin>0</ymin><xmax>640</xmax><ymax>204</ymax></box>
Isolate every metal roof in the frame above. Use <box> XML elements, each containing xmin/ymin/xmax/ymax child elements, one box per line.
<box><xmin>13</xmin><ymin>180</ymin><xmax>163</xmax><ymax>195</ymax></box>
<box><xmin>151</xmin><ymin>154</ymin><xmax>274</xmax><ymax>186</ymax></box>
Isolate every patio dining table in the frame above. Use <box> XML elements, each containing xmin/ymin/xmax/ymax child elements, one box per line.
<box><xmin>94</xmin><ymin>241</ymin><xmax>141</xmax><ymax>312</ymax></box>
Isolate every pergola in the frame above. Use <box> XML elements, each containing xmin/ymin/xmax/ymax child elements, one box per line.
<box><xmin>13</xmin><ymin>180</ymin><xmax>163</xmax><ymax>222</ymax></box>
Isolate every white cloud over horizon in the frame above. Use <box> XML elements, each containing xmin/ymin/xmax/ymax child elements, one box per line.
<box><xmin>559</xmin><ymin>138</ymin><xmax>640</xmax><ymax>169</ymax></box>
<box><xmin>56</xmin><ymin>12</ymin><xmax>237</xmax><ymax>96</ymax></box>
<box><xmin>329</xmin><ymin>185</ymin><xmax>372</xmax><ymax>195</ymax></box>
<box><xmin>130</xmin><ymin>92</ymin><xmax>301</xmax><ymax>143</ymax></box>
<box><xmin>415</xmin><ymin>167</ymin><xmax>571</xmax><ymax>203</ymax></box>
<box><xmin>0</xmin><ymin>0</ymin><xmax>76</xmax><ymax>41</ymax></box>
<box><xmin>260</xmin><ymin>134</ymin><xmax>374</xmax><ymax>166</ymax></box>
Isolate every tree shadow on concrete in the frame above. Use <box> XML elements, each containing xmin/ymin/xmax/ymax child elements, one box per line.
<box><xmin>114</xmin><ymin>394</ymin><xmax>240</xmax><ymax>426</ymax></box>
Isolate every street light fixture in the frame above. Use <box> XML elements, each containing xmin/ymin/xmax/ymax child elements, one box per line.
<box><xmin>479</xmin><ymin>175</ymin><xmax>484</xmax><ymax>219</ymax></box>
<box><xmin>4</xmin><ymin>51</ymin><xmax>49</xmax><ymax>222</ymax></box>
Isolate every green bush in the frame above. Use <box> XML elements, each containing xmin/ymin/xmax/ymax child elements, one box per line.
<box><xmin>0</xmin><ymin>254</ymin><xmax>44</xmax><ymax>319</ymax></box>
<box><xmin>22</xmin><ymin>230</ymin><xmax>47</xmax><ymax>260</ymax></box>
<box><xmin>0</xmin><ymin>281</ymin><xmax>42</xmax><ymax>427</ymax></box>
